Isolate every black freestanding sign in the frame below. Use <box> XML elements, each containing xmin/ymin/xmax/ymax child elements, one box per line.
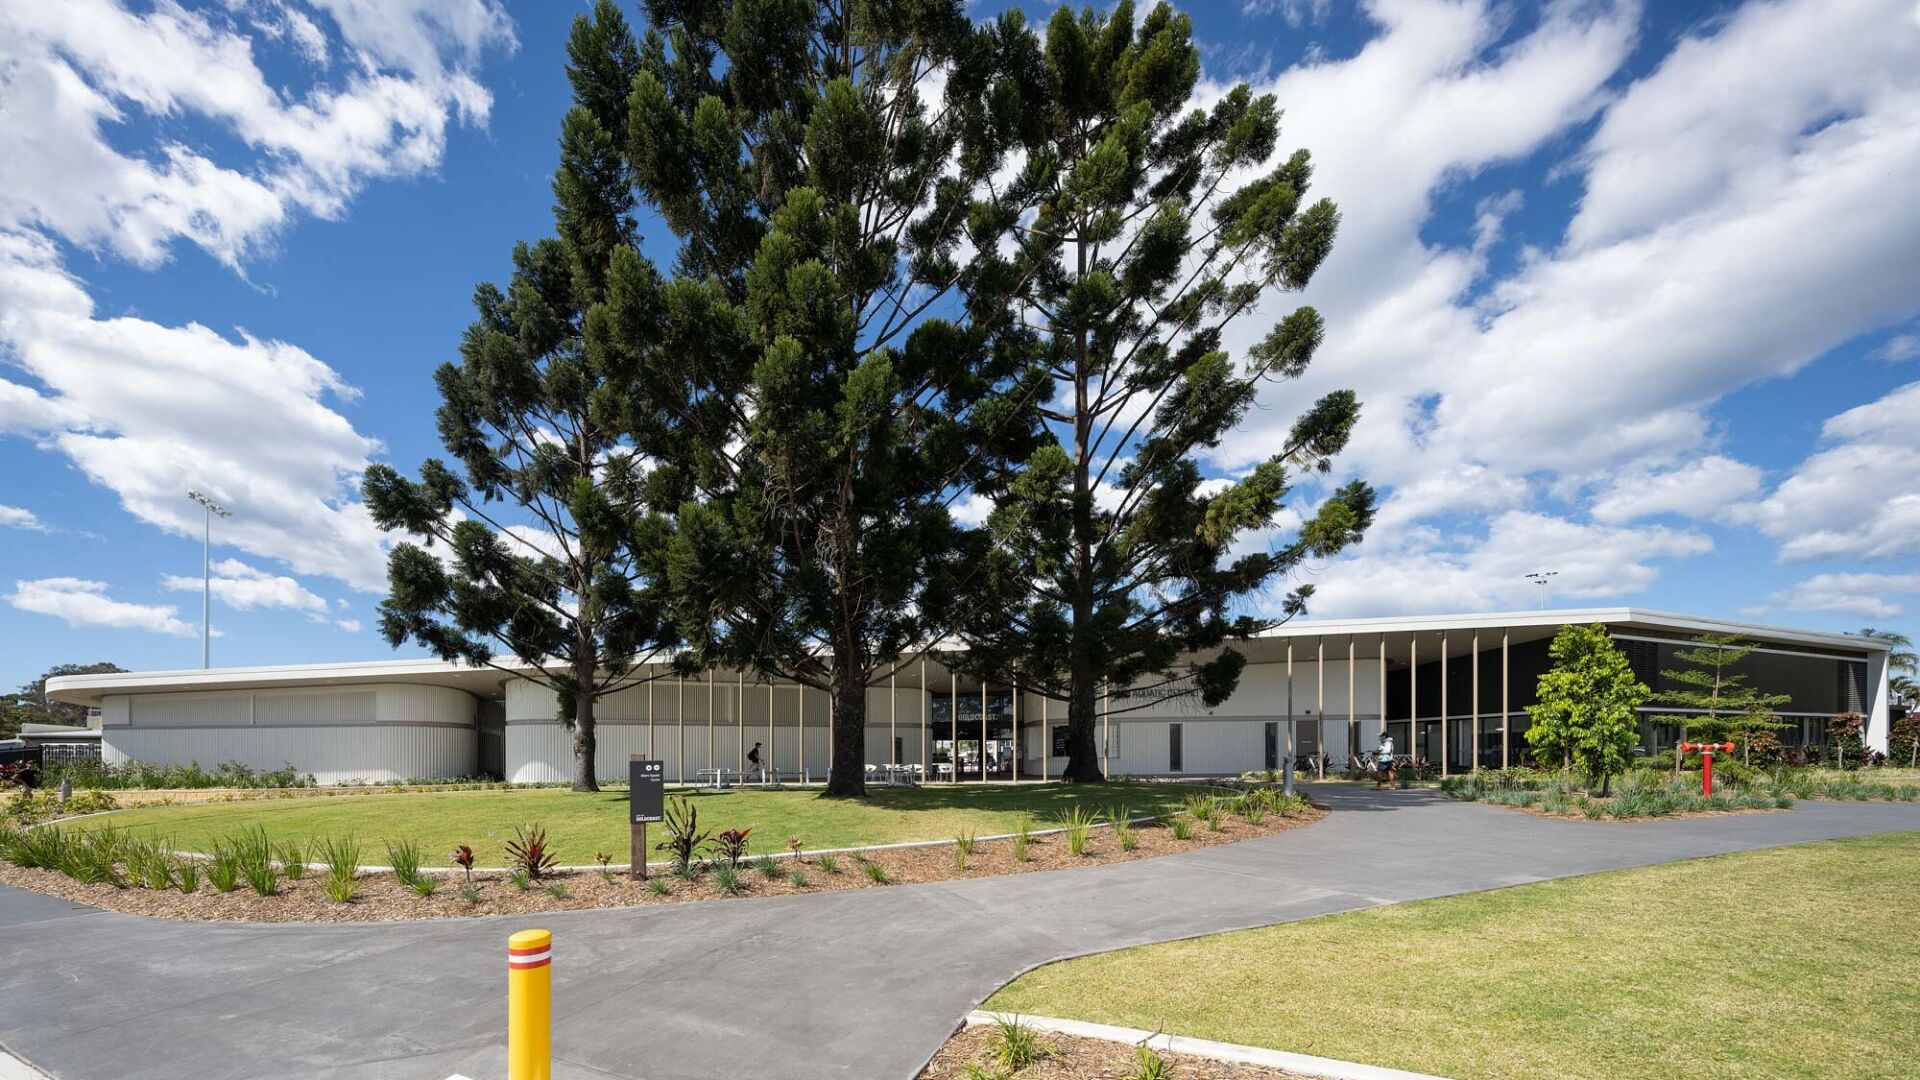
<box><xmin>629</xmin><ymin>755</ymin><xmax>664</xmax><ymax>881</ymax></box>
<box><xmin>629</xmin><ymin>757</ymin><xmax>664</xmax><ymax>823</ymax></box>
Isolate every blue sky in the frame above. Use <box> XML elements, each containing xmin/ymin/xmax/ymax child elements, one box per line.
<box><xmin>2</xmin><ymin>0</ymin><xmax>1917</xmax><ymax>689</ymax></box>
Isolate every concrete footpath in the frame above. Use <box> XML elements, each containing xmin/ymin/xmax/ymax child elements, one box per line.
<box><xmin>3</xmin><ymin>786</ymin><xmax>1917</xmax><ymax>1080</ymax></box>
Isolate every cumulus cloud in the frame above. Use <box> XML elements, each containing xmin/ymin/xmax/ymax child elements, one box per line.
<box><xmin>0</xmin><ymin>0</ymin><xmax>513</xmax><ymax>593</ymax></box>
<box><xmin>1296</xmin><ymin>511</ymin><xmax>1711</xmax><ymax>617</ymax></box>
<box><xmin>0</xmin><ymin>505</ymin><xmax>49</xmax><ymax>531</ymax></box>
<box><xmin>1747</xmin><ymin>381</ymin><xmax>1920</xmax><ymax>562</ymax></box>
<box><xmin>162</xmin><ymin>558</ymin><xmax>330</xmax><ymax>617</ymax></box>
<box><xmin>1192</xmin><ymin>0</ymin><xmax>1920</xmax><ymax>614</ymax></box>
<box><xmin>7</xmin><ymin>577</ymin><xmax>196</xmax><ymax>637</ymax></box>
<box><xmin>1760</xmin><ymin>572</ymin><xmax>1920</xmax><ymax>619</ymax></box>
<box><xmin>1587</xmin><ymin>455</ymin><xmax>1765</xmax><ymax>525</ymax></box>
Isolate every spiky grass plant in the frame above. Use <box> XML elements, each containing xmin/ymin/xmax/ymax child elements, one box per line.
<box><xmin>954</xmin><ymin>830</ymin><xmax>976</xmax><ymax>870</ymax></box>
<box><xmin>815</xmin><ymin>852</ymin><xmax>840</xmax><ymax>875</ymax></box>
<box><xmin>544</xmin><ymin>882</ymin><xmax>569</xmax><ymax>900</ymax></box>
<box><xmin>1059</xmin><ymin>806</ymin><xmax>1098</xmax><ymax>857</ymax></box>
<box><xmin>1127</xmin><ymin>1045</ymin><xmax>1174</xmax><ymax>1080</ymax></box>
<box><xmin>319</xmin><ymin>835</ymin><xmax>362</xmax><ymax>903</ymax></box>
<box><xmin>712</xmin><ymin>864</ymin><xmax>744</xmax><ymax>895</ymax></box>
<box><xmin>1108</xmin><ymin>807</ymin><xmax>1138</xmax><ymax>851</ymax></box>
<box><xmin>206</xmin><ymin>838</ymin><xmax>243</xmax><ymax>893</ymax></box>
<box><xmin>988</xmin><ymin>1015</ymin><xmax>1047</xmax><ymax>1071</ymax></box>
<box><xmin>277</xmin><ymin>840</ymin><xmax>312</xmax><ymax>880</ymax></box>
<box><xmin>385</xmin><ymin>838</ymin><xmax>423</xmax><ymax>889</ymax></box>
<box><xmin>644</xmin><ymin>875</ymin><xmax>672</xmax><ymax>896</ymax></box>
<box><xmin>1170</xmin><ymin>814</ymin><xmax>1196</xmax><ymax>841</ymax></box>
<box><xmin>754</xmin><ymin>854</ymin><xmax>781</xmax><ymax>880</ymax></box>
<box><xmin>859</xmin><ymin>859</ymin><xmax>892</xmax><ymax>885</ymax></box>
<box><xmin>787</xmin><ymin>867</ymin><xmax>810</xmax><ymax>889</ymax></box>
<box><xmin>175</xmin><ymin>856</ymin><xmax>200</xmax><ymax>894</ymax></box>
<box><xmin>411</xmin><ymin>875</ymin><xmax>440</xmax><ymax>899</ymax></box>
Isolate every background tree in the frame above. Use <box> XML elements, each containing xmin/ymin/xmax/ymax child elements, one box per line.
<box><xmin>956</xmin><ymin>1</ymin><xmax>1374</xmax><ymax>782</ymax></box>
<box><xmin>1653</xmin><ymin>634</ymin><xmax>1791</xmax><ymax>769</ymax></box>
<box><xmin>1890</xmin><ymin>711</ymin><xmax>1919</xmax><ymax>769</ymax></box>
<box><xmin>1853</xmin><ymin>628</ymin><xmax>1916</xmax><ymax>710</ymax></box>
<box><xmin>1</xmin><ymin>662</ymin><xmax>124</xmax><ymax>737</ymax></box>
<box><xmin>1826</xmin><ymin>712</ymin><xmax>1866</xmax><ymax>769</ymax></box>
<box><xmin>363</xmin><ymin>3</ymin><xmax>675</xmax><ymax>792</ymax></box>
<box><xmin>603</xmin><ymin>0</ymin><xmax>1039</xmax><ymax>796</ymax></box>
<box><xmin>1526</xmin><ymin>624</ymin><xmax>1649</xmax><ymax>795</ymax></box>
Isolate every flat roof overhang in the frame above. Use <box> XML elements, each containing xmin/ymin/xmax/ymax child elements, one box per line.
<box><xmin>47</xmin><ymin>608</ymin><xmax>1884</xmax><ymax>706</ymax></box>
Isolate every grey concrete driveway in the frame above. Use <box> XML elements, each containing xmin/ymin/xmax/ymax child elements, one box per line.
<box><xmin>3</xmin><ymin>786</ymin><xmax>1917</xmax><ymax>1080</ymax></box>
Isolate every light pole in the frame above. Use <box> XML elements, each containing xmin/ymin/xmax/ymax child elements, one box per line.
<box><xmin>1524</xmin><ymin>570</ymin><xmax>1559</xmax><ymax>611</ymax></box>
<box><xmin>187</xmin><ymin>490</ymin><xmax>231</xmax><ymax>668</ymax></box>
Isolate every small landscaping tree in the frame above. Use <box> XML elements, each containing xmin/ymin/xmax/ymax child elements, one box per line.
<box><xmin>1654</xmin><ymin>634</ymin><xmax>1791</xmax><ymax>769</ymax></box>
<box><xmin>1526</xmin><ymin>624</ymin><xmax>1650</xmax><ymax>796</ymax></box>
<box><xmin>1827</xmin><ymin>712</ymin><xmax>1865</xmax><ymax>770</ymax></box>
<box><xmin>1892</xmin><ymin>711</ymin><xmax>1920</xmax><ymax>770</ymax></box>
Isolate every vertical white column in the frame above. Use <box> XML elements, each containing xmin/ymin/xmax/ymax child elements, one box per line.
<box><xmin>737</xmin><ymin>670</ymin><xmax>745</xmax><ymax>775</ymax></box>
<box><xmin>921</xmin><ymin>658</ymin><xmax>929</xmax><ymax>780</ymax></box>
<box><xmin>1440</xmin><ymin>633</ymin><xmax>1449</xmax><ymax>776</ymax></box>
<box><xmin>767</xmin><ymin>679</ymin><xmax>775</xmax><ymax>781</ymax></box>
<box><xmin>950</xmin><ymin>665</ymin><xmax>958</xmax><ymax>783</ymax></box>
<box><xmin>677</xmin><ymin>676</ymin><xmax>685</xmax><ymax>785</ymax></box>
<box><xmin>1041</xmin><ymin>691</ymin><xmax>1050</xmax><ymax>780</ymax></box>
<box><xmin>890</xmin><ymin>670</ymin><xmax>898</xmax><ymax>767</ymax></box>
<box><xmin>1101</xmin><ymin>680</ymin><xmax>1111</xmax><ymax>779</ymax></box>
<box><xmin>1285</xmin><ymin>641</ymin><xmax>1294</xmax><ymax>777</ymax></box>
<box><xmin>707</xmin><ymin>668</ymin><xmax>716</xmax><ymax>781</ymax></box>
<box><xmin>1471</xmin><ymin>630</ymin><xmax>1481</xmax><ymax>773</ymax></box>
<box><xmin>1011</xmin><ymin>674</ymin><xmax>1021</xmax><ymax>782</ymax></box>
<box><xmin>797</xmin><ymin>682</ymin><xmax>805</xmax><ymax>782</ymax></box>
<box><xmin>1347</xmin><ymin>634</ymin><xmax>1356</xmax><ymax>763</ymax></box>
<box><xmin>981</xmin><ymin>679</ymin><xmax>989</xmax><ymax>780</ymax></box>
<box><xmin>1378</xmin><ymin>633</ymin><xmax>1387</xmax><ymax>753</ymax></box>
<box><xmin>647</xmin><ymin>675</ymin><xmax>655</xmax><ymax>762</ymax></box>
<box><xmin>1316</xmin><ymin>639</ymin><xmax>1326</xmax><ymax>778</ymax></box>
<box><xmin>1410</xmin><ymin>634</ymin><xmax>1419</xmax><ymax>762</ymax></box>
<box><xmin>1501</xmin><ymin>630</ymin><xmax>1510</xmax><ymax>770</ymax></box>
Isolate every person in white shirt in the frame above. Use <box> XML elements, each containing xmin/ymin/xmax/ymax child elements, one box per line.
<box><xmin>1374</xmin><ymin>734</ymin><xmax>1397</xmax><ymax>788</ymax></box>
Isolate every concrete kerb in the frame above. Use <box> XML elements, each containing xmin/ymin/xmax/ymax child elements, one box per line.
<box><xmin>963</xmin><ymin>1012</ymin><xmax>1453</xmax><ymax>1080</ymax></box>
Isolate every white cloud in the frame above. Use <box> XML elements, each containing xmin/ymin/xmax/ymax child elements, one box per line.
<box><xmin>1747</xmin><ymin>381</ymin><xmax>1920</xmax><ymax>562</ymax></box>
<box><xmin>335</xmin><ymin>618</ymin><xmax>363</xmax><ymax>634</ymax></box>
<box><xmin>1760</xmin><ymin>572</ymin><xmax>1920</xmax><ymax>619</ymax></box>
<box><xmin>1587</xmin><ymin>455</ymin><xmax>1764</xmax><ymax>525</ymax></box>
<box><xmin>0</xmin><ymin>1</ymin><xmax>513</xmax><ymax>593</ymax></box>
<box><xmin>1196</xmin><ymin>0</ymin><xmax>1919</xmax><ymax>612</ymax></box>
<box><xmin>1874</xmin><ymin>333</ymin><xmax>1920</xmax><ymax>363</ymax></box>
<box><xmin>7</xmin><ymin>577</ymin><xmax>195</xmax><ymax>637</ymax></box>
<box><xmin>0</xmin><ymin>505</ymin><xmax>49</xmax><ymax>531</ymax></box>
<box><xmin>1298</xmin><ymin>511</ymin><xmax>1712</xmax><ymax>617</ymax></box>
<box><xmin>162</xmin><ymin>557</ymin><xmax>331</xmax><ymax>618</ymax></box>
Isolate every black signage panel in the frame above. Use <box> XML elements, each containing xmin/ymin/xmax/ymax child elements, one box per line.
<box><xmin>629</xmin><ymin>758</ymin><xmax>665</xmax><ymax>824</ymax></box>
<box><xmin>1051</xmin><ymin>725</ymin><xmax>1069</xmax><ymax>756</ymax></box>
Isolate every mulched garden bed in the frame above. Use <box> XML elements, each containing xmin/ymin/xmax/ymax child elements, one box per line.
<box><xmin>0</xmin><ymin>805</ymin><xmax>1325</xmax><ymax>923</ymax></box>
<box><xmin>920</xmin><ymin>1025</ymin><xmax>1315</xmax><ymax>1080</ymax></box>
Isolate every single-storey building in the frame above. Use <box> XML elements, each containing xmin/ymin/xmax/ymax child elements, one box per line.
<box><xmin>44</xmin><ymin>609</ymin><xmax>1892</xmax><ymax>785</ymax></box>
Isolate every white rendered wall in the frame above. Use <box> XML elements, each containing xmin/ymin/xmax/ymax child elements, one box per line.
<box><xmin>100</xmin><ymin>684</ymin><xmax>477</xmax><ymax>783</ymax></box>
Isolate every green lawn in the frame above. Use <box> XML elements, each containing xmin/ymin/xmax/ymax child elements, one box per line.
<box><xmin>65</xmin><ymin>781</ymin><xmax>1205</xmax><ymax>867</ymax></box>
<box><xmin>990</xmin><ymin>831</ymin><xmax>1920</xmax><ymax>1080</ymax></box>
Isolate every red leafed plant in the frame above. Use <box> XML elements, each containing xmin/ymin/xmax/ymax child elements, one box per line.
<box><xmin>505</xmin><ymin>825</ymin><xmax>558</xmax><ymax>880</ymax></box>
<box><xmin>451</xmin><ymin>844</ymin><xmax>475</xmax><ymax>886</ymax></box>
<box><xmin>708</xmin><ymin>827</ymin><xmax>752</xmax><ymax>869</ymax></box>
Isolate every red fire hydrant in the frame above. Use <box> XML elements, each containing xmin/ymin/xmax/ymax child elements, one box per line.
<box><xmin>1679</xmin><ymin>741</ymin><xmax>1736</xmax><ymax>796</ymax></box>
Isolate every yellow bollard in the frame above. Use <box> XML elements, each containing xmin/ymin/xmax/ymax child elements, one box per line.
<box><xmin>507</xmin><ymin>929</ymin><xmax>552</xmax><ymax>1080</ymax></box>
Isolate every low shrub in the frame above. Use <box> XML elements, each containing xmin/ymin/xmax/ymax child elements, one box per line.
<box><xmin>507</xmin><ymin>868</ymin><xmax>532</xmax><ymax>891</ymax></box>
<box><xmin>544</xmin><ymin>882</ymin><xmax>569</xmax><ymax>900</ymax></box>
<box><xmin>644</xmin><ymin>875</ymin><xmax>672</xmax><ymax>896</ymax></box>
<box><xmin>386</xmin><ymin>838</ymin><xmax>424</xmax><ymax>889</ymax></box>
<box><xmin>1059</xmin><ymin>806</ymin><xmax>1097</xmax><ymax>857</ymax></box>
<box><xmin>277</xmin><ymin>840</ymin><xmax>312</xmax><ymax>880</ymax></box>
<box><xmin>1108</xmin><ymin>807</ymin><xmax>1138</xmax><ymax>850</ymax></box>
<box><xmin>988</xmin><ymin>1015</ymin><xmax>1047</xmax><ymax>1071</ymax></box>
<box><xmin>457</xmin><ymin>883</ymin><xmax>482</xmax><ymax>905</ymax></box>
<box><xmin>814</xmin><ymin>852</ymin><xmax>840</xmax><ymax>875</ymax></box>
<box><xmin>954</xmin><ymin>830</ymin><xmax>975</xmax><ymax>870</ymax></box>
<box><xmin>411</xmin><ymin>876</ymin><xmax>440</xmax><ymax>899</ymax></box>
<box><xmin>787</xmin><ymin>868</ymin><xmax>809</xmax><ymax>889</ymax></box>
<box><xmin>505</xmin><ymin>825</ymin><xmax>558</xmax><ymax>880</ymax></box>
<box><xmin>655</xmin><ymin>798</ymin><xmax>711</xmax><ymax>875</ymax></box>
<box><xmin>712</xmin><ymin>864</ymin><xmax>744</xmax><ymax>895</ymax></box>
<box><xmin>319</xmin><ymin>835</ymin><xmax>361</xmax><ymax>903</ymax></box>
<box><xmin>1011</xmin><ymin>812</ymin><xmax>1034</xmax><ymax>862</ymax></box>
<box><xmin>206</xmin><ymin>838</ymin><xmax>243</xmax><ymax>893</ymax></box>
<box><xmin>707</xmin><ymin>827</ymin><xmax>752</xmax><ymax>871</ymax></box>
<box><xmin>859</xmin><ymin>859</ymin><xmax>891</xmax><ymax>885</ymax></box>
<box><xmin>234</xmin><ymin>828</ymin><xmax>278</xmax><ymax>897</ymax></box>
<box><xmin>125</xmin><ymin>836</ymin><xmax>174</xmax><ymax>891</ymax></box>
<box><xmin>754</xmin><ymin>855</ymin><xmax>781</xmax><ymax>880</ymax></box>
<box><xmin>1170</xmin><ymin>814</ymin><xmax>1195</xmax><ymax>841</ymax></box>
<box><xmin>175</xmin><ymin>857</ymin><xmax>200</xmax><ymax>894</ymax></box>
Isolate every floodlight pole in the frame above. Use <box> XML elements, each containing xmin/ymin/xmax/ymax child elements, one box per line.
<box><xmin>187</xmin><ymin>490</ymin><xmax>232</xmax><ymax>669</ymax></box>
<box><xmin>1525</xmin><ymin>570</ymin><xmax>1559</xmax><ymax>610</ymax></box>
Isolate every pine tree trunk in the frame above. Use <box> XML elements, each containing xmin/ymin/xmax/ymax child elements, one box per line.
<box><xmin>1062</xmin><ymin>661</ymin><xmax>1104</xmax><ymax>783</ymax></box>
<box><xmin>824</xmin><ymin>652</ymin><xmax>868</xmax><ymax>798</ymax></box>
<box><xmin>571</xmin><ymin>652</ymin><xmax>599</xmax><ymax>793</ymax></box>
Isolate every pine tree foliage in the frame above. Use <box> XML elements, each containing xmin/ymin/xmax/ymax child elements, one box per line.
<box><xmin>955</xmin><ymin>2</ymin><xmax>1375</xmax><ymax>780</ymax></box>
<box><xmin>1526</xmin><ymin>624</ymin><xmax>1649</xmax><ymax>795</ymax></box>
<box><xmin>1653</xmin><ymin>633</ymin><xmax>1792</xmax><ymax>767</ymax></box>
<box><xmin>363</xmin><ymin>1</ymin><xmax>677</xmax><ymax>793</ymax></box>
<box><xmin>585</xmin><ymin>0</ymin><xmax>1044</xmax><ymax>796</ymax></box>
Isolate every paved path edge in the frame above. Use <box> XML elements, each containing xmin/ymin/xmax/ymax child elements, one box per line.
<box><xmin>963</xmin><ymin>1011</ymin><xmax>1451</xmax><ymax>1080</ymax></box>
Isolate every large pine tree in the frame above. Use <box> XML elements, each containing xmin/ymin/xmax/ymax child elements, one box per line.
<box><xmin>590</xmin><ymin>0</ymin><xmax>1041</xmax><ymax>796</ymax></box>
<box><xmin>363</xmin><ymin>3</ymin><xmax>676</xmax><ymax>792</ymax></box>
<box><xmin>1654</xmin><ymin>634</ymin><xmax>1791</xmax><ymax>768</ymax></box>
<box><xmin>956</xmin><ymin>2</ymin><xmax>1374</xmax><ymax>781</ymax></box>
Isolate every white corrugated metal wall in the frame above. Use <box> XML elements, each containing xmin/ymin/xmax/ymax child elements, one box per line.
<box><xmin>101</xmin><ymin>684</ymin><xmax>477</xmax><ymax>783</ymax></box>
